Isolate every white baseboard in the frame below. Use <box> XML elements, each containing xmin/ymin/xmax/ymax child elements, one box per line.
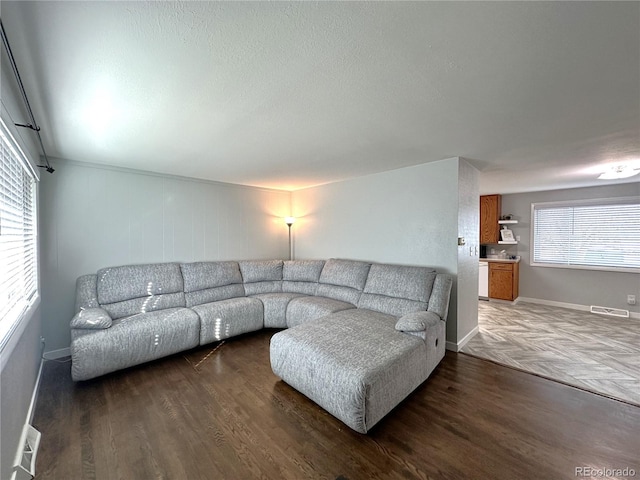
<box><xmin>43</xmin><ymin>347</ymin><xmax>70</xmax><ymax>360</ymax></box>
<box><xmin>11</xmin><ymin>359</ymin><xmax>44</xmax><ymax>480</ymax></box>
<box><xmin>486</xmin><ymin>297</ymin><xmax>519</xmax><ymax>306</ymax></box>
<box><xmin>446</xmin><ymin>325</ymin><xmax>479</xmax><ymax>352</ymax></box>
<box><xmin>28</xmin><ymin>359</ymin><xmax>44</xmax><ymax>423</ymax></box>
<box><xmin>517</xmin><ymin>297</ymin><xmax>640</xmax><ymax>320</ymax></box>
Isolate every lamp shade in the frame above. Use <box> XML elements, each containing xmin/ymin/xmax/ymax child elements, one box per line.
<box><xmin>285</xmin><ymin>216</ymin><xmax>295</xmax><ymax>226</ymax></box>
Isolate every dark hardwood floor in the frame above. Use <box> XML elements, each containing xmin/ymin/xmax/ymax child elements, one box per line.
<box><xmin>34</xmin><ymin>330</ymin><xmax>640</xmax><ymax>480</ymax></box>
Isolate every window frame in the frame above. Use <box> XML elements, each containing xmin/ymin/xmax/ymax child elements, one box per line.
<box><xmin>0</xmin><ymin>115</ymin><xmax>40</xmax><ymax>362</ymax></box>
<box><xmin>530</xmin><ymin>196</ymin><xmax>640</xmax><ymax>274</ymax></box>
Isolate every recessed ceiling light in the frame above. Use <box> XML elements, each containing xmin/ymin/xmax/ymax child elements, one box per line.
<box><xmin>597</xmin><ymin>165</ymin><xmax>640</xmax><ymax>180</ymax></box>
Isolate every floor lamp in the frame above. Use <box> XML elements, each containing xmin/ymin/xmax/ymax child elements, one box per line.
<box><xmin>285</xmin><ymin>217</ymin><xmax>295</xmax><ymax>260</ymax></box>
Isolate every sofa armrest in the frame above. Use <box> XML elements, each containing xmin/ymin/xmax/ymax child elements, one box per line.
<box><xmin>75</xmin><ymin>274</ymin><xmax>99</xmax><ymax>312</ymax></box>
<box><xmin>70</xmin><ymin>308</ymin><xmax>113</xmax><ymax>330</ymax></box>
<box><xmin>427</xmin><ymin>274</ymin><xmax>453</xmax><ymax>321</ymax></box>
<box><xmin>395</xmin><ymin>311</ymin><xmax>441</xmax><ymax>332</ymax></box>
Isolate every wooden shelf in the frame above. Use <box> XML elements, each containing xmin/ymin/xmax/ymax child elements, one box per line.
<box><xmin>498</xmin><ymin>241</ymin><xmax>518</xmax><ymax>245</ymax></box>
<box><xmin>498</xmin><ymin>220</ymin><xmax>518</xmax><ymax>224</ymax></box>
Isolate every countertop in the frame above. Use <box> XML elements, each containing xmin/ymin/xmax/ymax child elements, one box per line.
<box><xmin>480</xmin><ymin>257</ymin><xmax>520</xmax><ymax>264</ymax></box>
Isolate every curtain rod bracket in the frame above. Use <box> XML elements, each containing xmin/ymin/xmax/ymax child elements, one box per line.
<box><xmin>15</xmin><ymin>122</ymin><xmax>41</xmax><ymax>132</ymax></box>
<box><xmin>36</xmin><ymin>165</ymin><xmax>56</xmax><ymax>173</ymax></box>
<box><xmin>37</xmin><ymin>165</ymin><xmax>55</xmax><ymax>174</ymax></box>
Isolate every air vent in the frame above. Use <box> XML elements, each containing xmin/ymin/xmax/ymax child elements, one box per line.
<box><xmin>590</xmin><ymin>305</ymin><xmax>630</xmax><ymax>318</ymax></box>
<box><xmin>12</xmin><ymin>424</ymin><xmax>41</xmax><ymax>480</ymax></box>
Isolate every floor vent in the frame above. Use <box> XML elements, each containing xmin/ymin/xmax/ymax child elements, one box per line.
<box><xmin>12</xmin><ymin>424</ymin><xmax>41</xmax><ymax>480</ymax></box>
<box><xmin>590</xmin><ymin>305</ymin><xmax>630</xmax><ymax>318</ymax></box>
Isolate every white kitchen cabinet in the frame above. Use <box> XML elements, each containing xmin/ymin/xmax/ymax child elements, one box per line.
<box><xmin>478</xmin><ymin>261</ymin><xmax>489</xmax><ymax>298</ymax></box>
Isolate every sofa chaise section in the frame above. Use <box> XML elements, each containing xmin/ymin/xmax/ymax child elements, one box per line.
<box><xmin>270</xmin><ymin>309</ymin><xmax>432</xmax><ymax>434</ymax></box>
<box><xmin>270</xmin><ymin>263</ymin><xmax>452</xmax><ymax>433</ymax></box>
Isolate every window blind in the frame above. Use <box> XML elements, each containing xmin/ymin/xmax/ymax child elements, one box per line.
<box><xmin>532</xmin><ymin>198</ymin><xmax>640</xmax><ymax>271</ymax></box>
<box><xmin>0</xmin><ymin>118</ymin><xmax>38</xmax><ymax>349</ymax></box>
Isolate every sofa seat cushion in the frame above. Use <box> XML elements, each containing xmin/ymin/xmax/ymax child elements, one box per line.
<box><xmin>192</xmin><ymin>297</ymin><xmax>264</xmax><ymax>344</ymax></box>
<box><xmin>270</xmin><ymin>309</ymin><xmax>430</xmax><ymax>434</ymax></box>
<box><xmin>285</xmin><ymin>296</ymin><xmax>356</xmax><ymax>328</ymax></box>
<box><xmin>251</xmin><ymin>292</ymin><xmax>308</xmax><ymax>328</ymax></box>
<box><xmin>70</xmin><ymin>307</ymin><xmax>200</xmax><ymax>381</ymax></box>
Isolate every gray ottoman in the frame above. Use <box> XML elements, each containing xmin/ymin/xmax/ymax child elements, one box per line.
<box><xmin>270</xmin><ymin>309</ymin><xmax>437</xmax><ymax>434</ymax></box>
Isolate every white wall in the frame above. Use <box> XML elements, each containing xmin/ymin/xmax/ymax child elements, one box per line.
<box><xmin>1</xmin><ymin>51</ymin><xmax>43</xmax><ymax>480</ymax></box>
<box><xmin>292</xmin><ymin>157</ymin><xmax>477</xmax><ymax>346</ymax></box>
<box><xmin>292</xmin><ymin>158</ymin><xmax>459</xmax><ymax>268</ymax></box>
<box><xmin>500</xmin><ymin>183</ymin><xmax>640</xmax><ymax>314</ymax></box>
<box><xmin>0</xmin><ymin>305</ymin><xmax>42</xmax><ymax>479</ymax></box>
<box><xmin>1</xmin><ymin>54</ymin><xmax>41</xmax><ymax>163</ymax></box>
<box><xmin>39</xmin><ymin>159</ymin><xmax>291</xmax><ymax>353</ymax></box>
<box><xmin>455</xmin><ymin>159</ymin><xmax>480</xmax><ymax>346</ymax></box>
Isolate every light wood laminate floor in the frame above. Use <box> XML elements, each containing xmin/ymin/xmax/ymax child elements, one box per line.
<box><xmin>462</xmin><ymin>301</ymin><xmax>640</xmax><ymax>406</ymax></box>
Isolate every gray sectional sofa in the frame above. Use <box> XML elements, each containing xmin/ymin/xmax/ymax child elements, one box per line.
<box><xmin>70</xmin><ymin>258</ymin><xmax>452</xmax><ymax>433</ymax></box>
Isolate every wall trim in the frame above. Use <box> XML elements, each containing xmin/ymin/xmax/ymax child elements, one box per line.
<box><xmin>446</xmin><ymin>325</ymin><xmax>480</xmax><ymax>352</ymax></box>
<box><xmin>28</xmin><ymin>360</ymin><xmax>43</xmax><ymax>424</ymax></box>
<box><xmin>50</xmin><ymin>156</ymin><xmax>291</xmax><ymax>194</ymax></box>
<box><xmin>11</xmin><ymin>358</ymin><xmax>44</xmax><ymax>479</ymax></box>
<box><xmin>486</xmin><ymin>297</ymin><xmax>518</xmax><ymax>306</ymax></box>
<box><xmin>517</xmin><ymin>297</ymin><xmax>640</xmax><ymax>320</ymax></box>
<box><xmin>43</xmin><ymin>347</ymin><xmax>70</xmax><ymax>360</ymax></box>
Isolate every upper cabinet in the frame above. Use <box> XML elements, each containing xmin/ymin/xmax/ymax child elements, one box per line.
<box><xmin>480</xmin><ymin>194</ymin><xmax>501</xmax><ymax>244</ymax></box>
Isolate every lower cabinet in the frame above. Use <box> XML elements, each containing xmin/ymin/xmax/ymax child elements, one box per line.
<box><xmin>488</xmin><ymin>262</ymin><xmax>519</xmax><ymax>301</ymax></box>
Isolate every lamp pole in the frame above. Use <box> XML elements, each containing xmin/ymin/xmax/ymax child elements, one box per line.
<box><xmin>285</xmin><ymin>217</ymin><xmax>295</xmax><ymax>260</ymax></box>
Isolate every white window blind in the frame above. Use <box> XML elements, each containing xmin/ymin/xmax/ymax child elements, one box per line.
<box><xmin>0</xmin><ymin>118</ymin><xmax>38</xmax><ymax>349</ymax></box>
<box><xmin>532</xmin><ymin>198</ymin><xmax>640</xmax><ymax>272</ymax></box>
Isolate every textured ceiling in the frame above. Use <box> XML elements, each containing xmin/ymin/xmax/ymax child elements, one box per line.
<box><xmin>1</xmin><ymin>1</ymin><xmax>639</xmax><ymax>193</ymax></box>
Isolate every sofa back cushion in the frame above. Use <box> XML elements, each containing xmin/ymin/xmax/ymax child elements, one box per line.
<box><xmin>96</xmin><ymin>263</ymin><xmax>186</xmax><ymax>319</ymax></box>
<box><xmin>282</xmin><ymin>260</ymin><xmax>325</xmax><ymax>295</ymax></box>
<box><xmin>239</xmin><ymin>260</ymin><xmax>283</xmax><ymax>295</ymax></box>
<box><xmin>316</xmin><ymin>259</ymin><xmax>371</xmax><ymax>304</ymax></box>
<box><xmin>181</xmin><ymin>261</ymin><xmax>245</xmax><ymax>307</ymax></box>
<box><xmin>357</xmin><ymin>263</ymin><xmax>436</xmax><ymax>317</ymax></box>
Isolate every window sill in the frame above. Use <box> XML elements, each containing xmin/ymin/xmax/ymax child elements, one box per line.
<box><xmin>531</xmin><ymin>262</ymin><xmax>640</xmax><ymax>274</ymax></box>
<box><xmin>0</xmin><ymin>294</ymin><xmax>41</xmax><ymax>372</ymax></box>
